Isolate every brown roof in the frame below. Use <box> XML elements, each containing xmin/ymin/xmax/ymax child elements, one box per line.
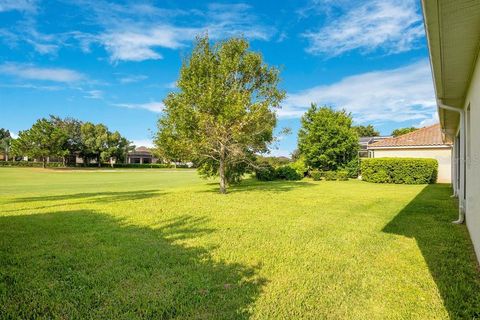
<box><xmin>369</xmin><ymin>124</ymin><xmax>451</xmax><ymax>148</ymax></box>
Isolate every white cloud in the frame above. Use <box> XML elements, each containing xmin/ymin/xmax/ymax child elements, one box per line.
<box><xmin>100</xmin><ymin>25</ymin><xmax>197</xmax><ymax>62</ymax></box>
<box><xmin>303</xmin><ymin>0</ymin><xmax>424</xmax><ymax>56</ymax></box>
<box><xmin>132</xmin><ymin>139</ymin><xmax>154</xmax><ymax>148</ymax></box>
<box><xmin>113</xmin><ymin>101</ymin><xmax>165</xmax><ymax>113</ymax></box>
<box><xmin>90</xmin><ymin>2</ymin><xmax>273</xmax><ymax>62</ymax></box>
<box><xmin>84</xmin><ymin>90</ymin><xmax>103</xmax><ymax>99</ymax></box>
<box><xmin>0</xmin><ymin>63</ymin><xmax>85</xmax><ymax>82</ymax></box>
<box><xmin>119</xmin><ymin>74</ymin><xmax>148</xmax><ymax>84</ymax></box>
<box><xmin>0</xmin><ymin>0</ymin><xmax>36</xmax><ymax>12</ymax></box>
<box><xmin>283</xmin><ymin>60</ymin><xmax>436</xmax><ymax>123</ymax></box>
<box><xmin>415</xmin><ymin>112</ymin><xmax>439</xmax><ymax>127</ymax></box>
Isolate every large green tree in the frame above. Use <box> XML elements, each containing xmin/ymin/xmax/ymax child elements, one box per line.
<box><xmin>12</xmin><ymin>118</ymin><xmax>68</xmax><ymax>168</ymax></box>
<box><xmin>298</xmin><ymin>105</ymin><xmax>359</xmax><ymax>170</ymax></box>
<box><xmin>50</xmin><ymin>116</ymin><xmax>84</xmax><ymax>165</ymax></box>
<box><xmin>80</xmin><ymin>122</ymin><xmax>109</xmax><ymax>167</ymax></box>
<box><xmin>353</xmin><ymin>124</ymin><xmax>379</xmax><ymax>137</ymax></box>
<box><xmin>391</xmin><ymin>127</ymin><xmax>417</xmax><ymax>137</ymax></box>
<box><xmin>0</xmin><ymin>128</ymin><xmax>12</xmax><ymax>161</ymax></box>
<box><xmin>155</xmin><ymin>36</ymin><xmax>285</xmax><ymax>193</ymax></box>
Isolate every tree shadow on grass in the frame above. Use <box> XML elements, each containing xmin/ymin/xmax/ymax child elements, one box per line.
<box><xmin>0</xmin><ymin>211</ymin><xmax>266</xmax><ymax>319</ymax></box>
<box><xmin>383</xmin><ymin>184</ymin><xmax>480</xmax><ymax>319</ymax></box>
<box><xmin>200</xmin><ymin>178</ymin><xmax>317</xmax><ymax>194</ymax></box>
<box><xmin>13</xmin><ymin>189</ymin><xmax>164</xmax><ymax>203</ymax></box>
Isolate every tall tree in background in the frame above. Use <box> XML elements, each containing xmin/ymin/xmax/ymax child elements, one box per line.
<box><xmin>353</xmin><ymin>124</ymin><xmax>379</xmax><ymax>137</ymax></box>
<box><xmin>81</xmin><ymin>122</ymin><xmax>109</xmax><ymax>167</ymax></box>
<box><xmin>50</xmin><ymin>116</ymin><xmax>83</xmax><ymax>165</ymax></box>
<box><xmin>12</xmin><ymin>118</ymin><xmax>67</xmax><ymax>168</ymax></box>
<box><xmin>298</xmin><ymin>104</ymin><xmax>358</xmax><ymax>170</ymax></box>
<box><xmin>391</xmin><ymin>127</ymin><xmax>417</xmax><ymax>137</ymax></box>
<box><xmin>155</xmin><ymin>35</ymin><xmax>285</xmax><ymax>193</ymax></box>
<box><xmin>0</xmin><ymin>128</ymin><xmax>12</xmax><ymax>161</ymax></box>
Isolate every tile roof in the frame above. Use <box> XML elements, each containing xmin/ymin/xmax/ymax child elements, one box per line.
<box><xmin>368</xmin><ymin>124</ymin><xmax>451</xmax><ymax>148</ymax></box>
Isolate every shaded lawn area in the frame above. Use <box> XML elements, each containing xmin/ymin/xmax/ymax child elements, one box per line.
<box><xmin>0</xmin><ymin>168</ymin><xmax>479</xmax><ymax>319</ymax></box>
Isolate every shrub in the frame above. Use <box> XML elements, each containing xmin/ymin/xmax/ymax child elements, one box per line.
<box><xmin>336</xmin><ymin>170</ymin><xmax>349</xmax><ymax>181</ymax></box>
<box><xmin>0</xmin><ymin>161</ymin><xmax>63</xmax><ymax>168</ymax></box>
<box><xmin>361</xmin><ymin>158</ymin><xmax>438</xmax><ymax>184</ymax></box>
<box><xmin>255</xmin><ymin>164</ymin><xmax>277</xmax><ymax>181</ymax></box>
<box><xmin>275</xmin><ymin>165</ymin><xmax>303</xmax><ymax>181</ymax></box>
<box><xmin>343</xmin><ymin>158</ymin><xmax>360</xmax><ymax>178</ymax></box>
<box><xmin>310</xmin><ymin>170</ymin><xmax>323</xmax><ymax>181</ymax></box>
<box><xmin>290</xmin><ymin>157</ymin><xmax>308</xmax><ymax>177</ymax></box>
<box><xmin>324</xmin><ymin>171</ymin><xmax>337</xmax><ymax>181</ymax></box>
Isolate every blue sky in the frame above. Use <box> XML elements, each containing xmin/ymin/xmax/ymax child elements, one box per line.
<box><xmin>0</xmin><ymin>0</ymin><xmax>436</xmax><ymax>156</ymax></box>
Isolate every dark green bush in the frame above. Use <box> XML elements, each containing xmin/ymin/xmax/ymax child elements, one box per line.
<box><xmin>0</xmin><ymin>161</ymin><xmax>63</xmax><ymax>168</ymax></box>
<box><xmin>336</xmin><ymin>170</ymin><xmax>349</xmax><ymax>181</ymax></box>
<box><xmin>343</xmin><ymin>158</ymin><xmax>360</xmax><ymax>178</ymax></box>
<box><xmin>324</xmin><ymin>171</ymin><xmax>337</xmax><ymax>181</ymax></box>
<box><xmin>275</xmin><ymin>165</ymin><xmax>303</xmax><ymax>181</ymax></box>
<box><xmin>361</xmin><ymin>158</ymin><xmax>438</xmax><ymax>184</ymax></box>
<box><xmin>255</xmin><ymin>164</ymin><xmax>277</xmax><ymax>181</ymax></box>
<box><xmin>310</xmin><ymin>170</ymin><xmax>323</xmax><ymax>181</ymax></box>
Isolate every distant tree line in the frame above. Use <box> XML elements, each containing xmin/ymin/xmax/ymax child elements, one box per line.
<box><xmin>2</xmin><ymin>116</ymin><xmax>132</xmax><ymax>168</ymax></box>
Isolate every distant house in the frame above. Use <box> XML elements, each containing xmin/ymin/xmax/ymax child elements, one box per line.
<box><xmin>127</xmin><ymin>146</ymin><xmax>157</xmax><ymax>164</ymax></box>
<box><xmin>367</xmin><ymin>124</ymin><xmax>452</xmax><ymax>183</ymax></box>
<box><xmin>358</xmin><ymin>136</ymin><xmax>391</xmax><ymax>158</ymax></box>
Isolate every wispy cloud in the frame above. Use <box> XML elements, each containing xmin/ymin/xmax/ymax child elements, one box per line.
<box><xmin>0</xmin><ymin>63</ymin><xmax>85</xmax><ymax>82</ymax></box>
<box><xmin>0</xmin><ymin>0</ymin><xmax>36</xmax><ymax>13</ymax></box>
<box><xmin>80</xmin><ymin>1</ymin><xmax>274</xmax><ymax>62</ymax></box>
<box><xmin>303</xmin><ymin>0</ymin><xmax>424</xmax><ymax>56</ymax></box>
<box><xmin>84</xmin><ymin>90</ymin><xmax>103</xmax><ymax>99</ymax></box>
<box><xmin>113</xmin><ymin>101</ymin><xmax>164</xmax><ymax>113</ymax></box>
<box><xmin>131</xmin><ymin>139</ymin><xmax>154</xmax><ymax>148</ymax></box>
<box><xmin>118</xmin><ymin>74</ymin><xmax>148</xmax><ymax>84</ymax></box>
<box><xmin>282</xmin><ymin>60</ymin><xmax>435</xmax><ymax>123</ymax></box>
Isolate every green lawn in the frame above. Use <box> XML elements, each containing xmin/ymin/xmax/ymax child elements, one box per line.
<box><xmin>1</xmin><ymin>168</ymin><xmax>479</xmax><ymax>319</ymax></box>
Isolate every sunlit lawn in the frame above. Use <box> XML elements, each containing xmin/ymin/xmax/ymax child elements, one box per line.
<box><xmin>1</xmin><ymin>168</ymin><xmax>479</xmax><ymax>319</ymax></box>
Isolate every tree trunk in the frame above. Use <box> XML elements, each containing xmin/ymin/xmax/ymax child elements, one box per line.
<box><xmin>98</xmin><ymin>155</ymin><xmax>101</xmax><ymax>167</ymax></box>
<box><xmin>62</xmin><ymin>156</ymin><xmax>66</xmax><ymax>167</ymax></box>
<box><xmin>219</xmin><ymin>145</ymin><xmax>227</xmax><ymax>194</ymax></box>
<box><xmin>42</xmin><ymin>157</ymin><xmax>46</xmax><ymax>168</ymax></box>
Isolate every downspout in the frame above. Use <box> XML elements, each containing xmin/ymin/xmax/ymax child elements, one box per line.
<box><xmin>438</xmin><ymin>100</ymin><xmax>465</xmax><ymax>224</ymax></box>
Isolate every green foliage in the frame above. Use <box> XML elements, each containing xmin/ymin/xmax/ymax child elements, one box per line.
<box><xmin>0</xmin><ymin>128</ymin><xmax>12</xmax><ymax>160</ymax></box>
<box><xmin>391</xmin><ymin>127</ymin><xmax>417</xmax><ymax>137</ymax></box>
<box><xmin>353</xmin><ymin>124</ymin><xmax>379</xmax><ymax>137</ymax></box>
<box><xmin>336</xmin><ymin>170</ymin><xmax>349</xmax><ymax>181</ymax></box>
<box><xmin>155</xmin><ymin>35</ymin><xmax>285</xmax><ymax>193</ymax></box>
<box><xmin>254</xmin><ymin>164</ymin><xmax>277</xmax><ymax>181</ymax></box>
<box><xmin>12</xmin><ymin>118</ymin><xmax>68</xmax><ymax>167</ymax></box>
<box><xmin>0</xmin><ymin>161</ymin><xmax>64</xmax><ymax>167</ymax></box>
<box><xmin>310</xmin><ymin>170</ymin><xmax>323</xmax><ymax>181</ymax></box>
<box><xmin>343</xmin><ymin>158</ymin><xmax>360</xmax><ymax>178</ymax></box>
<box><xmin>275</xmin><ymin>165</ymin><xmax>303</xmax><ymax>181</ymax></box>
<box><xmin>256</xmin><ymin>156</ymin><xmax>291</xmax><ymax>167</ymax></box>
<box><xmin>361</xmin><ymin>158</ymin><xmax>438</xmax><ymax>184</ymax></box>
<box><xmin>298</xmin><ymin>105</ymin><xmax>359</xmax><ymax>171</ymax></box>
<box><xmin>290</xmin><ymin>157</ymin><xmax>308</xmax><ymax>176</ymax></box>
<box><xmin>324</xmin><ymin>171</ymin><xmax>337</xmax><ymax>181</ymax></box>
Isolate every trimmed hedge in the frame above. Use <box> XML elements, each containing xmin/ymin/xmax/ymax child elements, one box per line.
<box><xmin>0</xmin><ymin>161</ymin><xmax>64</xmax><ymax>168</ymax></box>
<box><xmin>0</xmin><ymin>161</ymin><xmax>187</xmax><ymax>169</ymax></box>
<box><xmin>336</xmin><ymin>170</ymin><xmax>349</xmax><ymax>181</ymax></box>
<box><xmin>361</xmin><ymin>158</ymin><xmax>438</xmax><ymax>184</ymax></box>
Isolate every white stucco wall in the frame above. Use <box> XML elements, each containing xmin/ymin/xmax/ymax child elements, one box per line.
<box><xmin>464</xmin><ymin>50</ymin><xmax>480</xmax><ymax>262</ymax></box>
<box><xmin>370</xmin><ymin>148</ymin><xmax>452</xmax><ymax>183</ymax></box>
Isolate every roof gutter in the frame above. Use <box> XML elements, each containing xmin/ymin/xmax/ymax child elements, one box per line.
<box><xmin>438</xmin><ymin>100</ymin><xmax>465</xmax><ymax>224</ymax></box>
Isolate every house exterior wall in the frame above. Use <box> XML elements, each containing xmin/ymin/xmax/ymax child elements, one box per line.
<box><xmin>463</xmin><ymin>50</ymin><xmax>480</xmax><ymax>261</ymax></box>
<box><xmin>369</xmin><ymin>147</ymin><xmax>452</xmax><ymax>183</ymax></box>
